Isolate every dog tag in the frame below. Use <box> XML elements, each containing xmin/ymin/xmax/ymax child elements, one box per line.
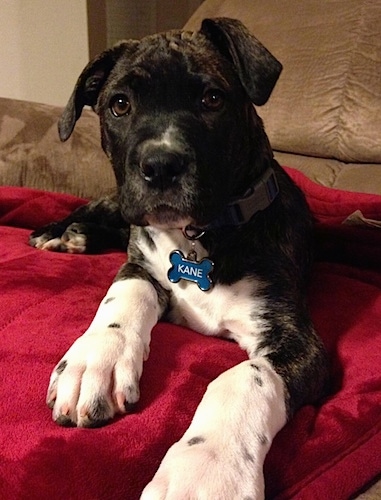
<box><xmin>168</xmin><ymin>250</ymin><xmax>214</xmax><ymax>291</ymax></box>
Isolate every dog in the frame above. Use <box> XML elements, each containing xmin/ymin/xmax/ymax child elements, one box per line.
<box><xmin>30</xmin><ymin>18</ymin><xmax>329</xmax><ymax>499</ymax></box>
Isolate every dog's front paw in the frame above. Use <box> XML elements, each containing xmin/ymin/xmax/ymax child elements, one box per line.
<box><xmin>141</xmin><ymin>437</ymin><xmax>264</xmax><ymax>500</ymax></box>
<box><xmin>46</xmin><ymin>329</ymin><xmax>144</xmax><ymax>427</ymax></box>
<box><xmin>30</xmin><ymin>222</ymin><xmax>87</xmax><ymax>253</ymax></box>
<box><xmin>60</xmin><ymin>223</ymin><xmax>88</xmax><ymax>253</ymax></box>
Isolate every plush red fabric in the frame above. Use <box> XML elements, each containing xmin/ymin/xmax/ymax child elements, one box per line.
<box><xmin>1</xmin><ymin>169</ymin><xmax>381</xmax><ymax>500</ymax></box>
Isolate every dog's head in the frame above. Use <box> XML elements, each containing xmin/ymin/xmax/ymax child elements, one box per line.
<box><xmin>59</xmin><ymin>18</ymin><xmax>282</xmax><ymax>229</ymax></box>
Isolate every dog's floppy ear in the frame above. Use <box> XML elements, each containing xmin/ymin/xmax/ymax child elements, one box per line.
<box><xmin>58</xmin><ymin>41</ymin><xmax>136</xmax><ymax>141</ymax></box>
<box><xmin>200</xmin><ymin>18</ymin><xmax>282</xmax><ymax>106</ymax></box>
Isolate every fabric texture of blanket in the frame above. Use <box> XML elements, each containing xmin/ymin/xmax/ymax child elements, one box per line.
<box><xmin>1</xmin><ymin>168</ymin><xmax>380</xmax><ymax>499</ymax></box>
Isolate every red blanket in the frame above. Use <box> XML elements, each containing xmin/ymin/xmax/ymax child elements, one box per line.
<box><xmin>1</xmin><ymin>169</ymin><xmax>381</xmax><ymax>500</ymax></box>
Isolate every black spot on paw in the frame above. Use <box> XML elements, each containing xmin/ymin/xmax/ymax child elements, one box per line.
<box><xmin>81</xmin><ymin>417</ymin><xmax>111</xmax><ymax>429</ymax></box>
<box><xmin>250</xmin><ymin>363</ymin><xmax>261</xmax><ymax>371</ymax></box>
<box><xmin>124</xmin><ymin>401</ymin><xmax>137</xmax><ymax>413</ymax></box>
<box><xmin>55</xmin><ymin>414</ymin><xmax>76</xmax><ymax>427</ymax></box>
<box><xmin>254</xmin><ymin>376</ymin><xmax>263</xmax><ymax>387</ymax></box>
<box><xmin>108</xmin><ymin>322</ymin><xmax>121</xmax><ymax>328</ymax></box>
<box><xmin>120</xmin><ymin>380</ymin><xmax>140</xmax><ymax>412</ymax></box>
<box><xmin>56</xmin><ymin>360</ymin><xmax>67</xmax><ymax>375</ymax></box>
<box><xmin>242</xmin><ymin>445</ymin><xmax>255</xmax><ymax>463</ymax></box>
<box><xmin>257</xmin><ymin>433</ymin><xmax>269</xmax><ymax>446</ymax></box>
<box><xmin>66</xmin><ymin>223</ymin><xmax>83</xmax><ymax>235</ymax></box>
<box><xmin>104</xmin><ymin>297</ymin><xmax>115</xmax><ymax>304</ymax></box>
<box><xmin>187</xmin><ymin>436</ymin><xmax>206</xmax><ymax>446</ymax></box>
<box><xmin>80</xmin><ymin>398</ymin><xmax>113</xmax><ymax>428</ymax></box>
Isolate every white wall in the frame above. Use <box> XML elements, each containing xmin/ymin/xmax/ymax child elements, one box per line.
<box><xmin>0</xmin><ymin>0</ymin><xmax>89</xmax><ymax>106</ymax></box>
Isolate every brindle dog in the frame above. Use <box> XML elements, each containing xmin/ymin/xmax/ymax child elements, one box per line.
<box><xmin>31</xmin><ymin>18</ymin><xmax>328</xmax><ymax>499</ymax></box>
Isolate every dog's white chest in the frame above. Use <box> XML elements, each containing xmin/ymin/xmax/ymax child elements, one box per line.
<box><xmin>137</xmin><ymin>228</ymin><xmax>268</xmax><ymax>347</ymax></box>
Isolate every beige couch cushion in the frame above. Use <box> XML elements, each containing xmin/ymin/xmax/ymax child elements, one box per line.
<box><xmin>0</xmin><ymin>97</ymin><xmax>114</xmax><ymax>198</ymax></box>
<box><xmin>185</xmin><ymin>0</ymin><xmax>381</xmax><ymax>164</ymax></box>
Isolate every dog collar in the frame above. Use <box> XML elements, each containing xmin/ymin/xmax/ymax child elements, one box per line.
<box><xmin>168</xmin><ymin>167</ymin><xmax>279</xmax><ymax>292</ymax></box>
<box><xmin>188</xmin><ymin>166</ymin><xmax>279</xmax><ymax>234</ymax></box>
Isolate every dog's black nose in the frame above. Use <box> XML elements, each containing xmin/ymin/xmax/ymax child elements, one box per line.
<box><xmin>140</xmin><ymin>151</ymin><xmax>185</xmax><ymax>189</ymax></box>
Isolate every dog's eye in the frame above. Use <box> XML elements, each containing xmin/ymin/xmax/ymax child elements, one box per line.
<box><xmin>201</xmin><ymin>89</ymin><xmax>225</xmax><ymax>111</ymax></box>
<box><xmin>110</xmin><ymin>95</ymin><xmax>131</xmax><ymax>117</ymax></box>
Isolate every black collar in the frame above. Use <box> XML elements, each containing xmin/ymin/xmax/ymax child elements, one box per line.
<box><xmin>183</xmin><ymin>166</ymin><xmax>279</xmax><ymax>238</ymax></box>
<box><xmin>207</xmin><ymin>166</ymin><xmax>279</xmax><ymax>230</ymax></box>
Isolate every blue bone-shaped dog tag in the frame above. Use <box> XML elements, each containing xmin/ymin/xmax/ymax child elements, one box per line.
<box><xmin>168</xmin><ymin>250</ymin><xmax>214</xmax><ymax>291</ymax></box>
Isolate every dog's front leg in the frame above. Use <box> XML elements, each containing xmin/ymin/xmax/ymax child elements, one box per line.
<box><xmin>47</xmin><ymin>269</ymin><xmax>162</xmax><ymax>427</ymax></box>
<box><xmin>141</xmin><ymin>358</ymin><xmax>286</xmax><ymax>500</ymax></box>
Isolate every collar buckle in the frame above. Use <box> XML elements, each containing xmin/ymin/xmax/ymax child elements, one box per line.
<box><xmin>238</xmin><ymin>167</ymin><xmax>279</xmax><ymax>220</ymax></box>
<box><xmin>211</xmin><ymin>167</ymin><xmax>279</xmax><ymax>230</ymax></box>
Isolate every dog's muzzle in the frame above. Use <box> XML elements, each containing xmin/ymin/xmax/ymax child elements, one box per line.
<box><xmin>140</xmin><ymin>149</ymin><xmax>186</xmax><ymax>191</ymax></box>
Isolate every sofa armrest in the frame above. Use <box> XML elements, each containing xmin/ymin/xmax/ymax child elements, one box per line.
<box><xmin>0</xmin><ymin>97</ymin><xmax>115</xmax><ymax>199</ymax></box>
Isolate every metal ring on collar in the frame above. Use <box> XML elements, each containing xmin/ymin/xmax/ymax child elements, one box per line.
<box><xmin>182</xmin><ymin>225</ymin><xmax>206</xmax><ymax>240</ymax></box>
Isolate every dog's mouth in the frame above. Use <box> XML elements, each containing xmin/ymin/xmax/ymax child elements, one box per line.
<box><xmin>143</xmin><ymin>205</ymin><xmax>193</xmax><ymax>230</ymax></box>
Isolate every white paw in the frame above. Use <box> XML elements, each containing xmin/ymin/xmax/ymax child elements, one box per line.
<box><xmin>141</xmin><ymin>436</ymin><xmax>264</xmax><ymax>500</ymax></box>
<box><xmin>30</xmin><ymin>223</ymin><xmax>87</xmax><ymax>253</ymax></box>
<box><xmin>47</xmin><ymin>327</ymin><xmax>145</xmax><ymax>427</ymax></box>
<box><xmin>47</xmin><ymin>279</ymin><xmax>158</xmax><ymax>427</ymax></box>
<box><xmin>141</xmin><ymin>359</ymin><xmax>287</xmax><ymax>500</ymax></box>
<box><xmin>61</xmin><ymin>223</ymin><xmax>87</xmax><ymax>253</ymax></box>
<box><xmin>32</xmin><ymin>235</ymin><xmax>67</xmax><ymax>251</ymax></box>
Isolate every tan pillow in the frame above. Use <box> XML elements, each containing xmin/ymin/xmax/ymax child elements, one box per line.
<box><xmin>0</xmin><ymin>97</ymin><xmax>114</xmax><ymax>198</ymax></box>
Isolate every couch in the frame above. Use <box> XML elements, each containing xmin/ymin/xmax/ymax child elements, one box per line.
<box><xmin>1</xmin><ymin>0</ymin><xmax>380</xmax><ymax>498</ymax></box>
<box><xmin>2</xmin><ymin>0</ymin><xmax>380</xmax><ymax>198</ymax></box>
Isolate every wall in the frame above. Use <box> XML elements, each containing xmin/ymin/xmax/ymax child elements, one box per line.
<box><xmin>0</xmin><ymin>0</ymin><xmax>203</xmax><ymax>106</ymax></box>
<box><xmin>0</xmin><ymin>0</ymin><xmax>89</xmax><ymax>106</ymax></box>
<box><xmin>95</xmin><ymin>0</ymin><xmax>203</xmax><ymax>52</ymax></box>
